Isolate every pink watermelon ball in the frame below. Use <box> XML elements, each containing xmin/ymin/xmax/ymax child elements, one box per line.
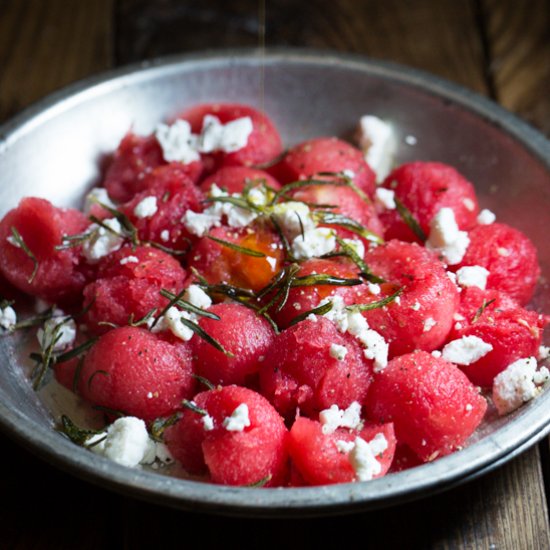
<box><xmin>366</xmin><ymin>350</ymin><xmax>487</xmax><ymax>462</ymax></box>
<box><xmin>199</xmin><ymin>165</ymin><xmax>281</xmax><ymax>194</ymax></box>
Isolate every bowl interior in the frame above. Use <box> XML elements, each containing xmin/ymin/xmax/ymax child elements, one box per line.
<box><xmin>1</xmin><ymin>50</ymin><xmax>550</xmax><ymax>516</ymax></box>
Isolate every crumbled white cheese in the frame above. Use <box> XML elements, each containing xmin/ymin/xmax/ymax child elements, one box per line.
<box><xmin>442</xmin><ymin>335</ymin><xmax>493</xmax><ymax>365</ymax></box>
<box><xmin>181</xmin><ymin>209</ymin><xmax>221</xmax><ymax>237</ymax></box>
<box><xmin>183</xmin><ymin>284</ymin><xmax>212</xmax><ymax>310</ymax></box>
<box><xmin>271</xmin><ymin>201</ymin><xmax>315</xmax><ymax>241</ymax></box>
<box><xmin>0</xmin><ymin>305</ymin><xmax>17</xmax><ymax>331</ymax></box>
<box><xmin>423</xmin><ymin>317</ymin><xmax>437</xmax><ymax>332</ymax></box>
<box><xmin>120</xmin><ymin>255</ymin><xmax>139</xmax><ymax>265</ymax></box>
<box><xmin>291</xmin><ymin>227</ymin><xmax>336</xmax><ymax>260</ymax></box>
<box><xmin>493</xmin><ymin>357</ymin><xmax>550</xmax><ymax>415</ymax></box>
<box><xmin>497</xmin><ymin>247</ymin><xmax>511</xmax><ymax>257</ymax></box>
<box><xmin>375</xmin><ymin>188</ymin><xmax>396</xmax><ymax>210</ymax></box>
<box><xmin>222</xmin><ymin>403</ymin><xmax>251</xmax><ymax>432</ymax></box>
<box><xmin>89</xmin><ymin>417</ymin><xmax>156</xmax><ymax>468</ymax></box>
<box><xmin>160</xmin><ymin>229</ymin><xmax>170</xmax><ymax>242</ymax></box>
<box><xmin>202</xmin><ymin>414</ymin><xmax>215</xmax><ymax>431</ymax></box>
<box><xmin>367</xmin><ymin>283</ymin><xmax>381</xmax><ymax>296</ymax></box>
<box><xmin>462</xmin><ymin>198</ymin><xmax>476</xmax><ymax>212</ymax></box>
<box><xmin>155</xmin><ymin>119</ymin><xmax>200</xmax><ymax>163</ymax></box>
<box><xmin>133</xmin><ymin>196</ymin><xmax>158</xmax><ymax>219</ymax></box>
<box><xmin>329</xmin><ymin>343</ymin><xmax>348</xmax><ymax>361</ymax></box>
<box><xmin>431</xmin><ymin>350</ymin><xmax>442</xmax><ymax>358</ymax></box>
<box><xmin>456</xmin><ymin>265</ymin><xmax>490</xmax><ymax>290</ymax></box>
<box><xmin>426</xmin><ymin>208</ymin><xmax>470</xmax><ymax>265</ymax></box>
<box><xmin>154</xmin><ymin>306</ymin><xmax>195</xmax><ymax>341</ymax></box>
<box><xmin>356</xmin><ymin>115</ymin><xmax>396</xmax><ymax>181</ymax></box>
<box><xmin>84</xmin><ymin>187</ymin><xmax>115</xmax><ymax>213</ymax></box>
<box><xmin>404</xmin><ymin>135</ymin><xmax>417</xmax><ymax>146</ymax></box>
<box><xmin>82</xmin><ymin>218</ymin><xmax>124</xmax><ymax>262</ymax></box>
<box><xmin>155</xmin><ymin>442</ymin><xmax>175</xmax><ymax>465</ymax></box>
<box><xmin>343</xmin><ymin>238</ymin><xmax>365</xmax><ymax>259</ymax></box>
<box><xmin>358</xmin><ymin>329</ymin><xmax>389</xmax><ymax>372</ymax></box>
<box><xmin>477</xmin><ymin>209</ymin><xmax>496</xmax><ymax>225</ymax></box>
<box><xmin>6</xmin><ymin>235</ymin><xmax>20</xmax><ymax>248</ymax></box>
<box><xmin>320</xmin><ymin>401</ymin><xmax>362</xmax><ymax>434</ymax></box>
<box><xmin>342</xmin><ymin>434</ymin><xmax>388</xmax><ymax>482</ymax></box>
<box><xmin>226</xmin><ymin>205</ymin><xmax>258</xmax><ymax>228</ymax></box>
<box><xmin>411</xmin><ymin>301</ymin><xmax>421</xmax><ymax>311</ymax></box>
<box><xmin>538</xmin><ymin>346</ymin><xmax>550</xmax><ymax>360</ymax></box>
<box><xmin>37</xmin><ymin>311</ymin><xmax>76</xmax><ymax>352</ymax></box>
<box><xmin>198</xmin><ymin>115</ymin><xmax>253</xmax><ymax>154</ymax></box>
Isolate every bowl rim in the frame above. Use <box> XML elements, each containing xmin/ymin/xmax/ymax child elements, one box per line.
<box><xmin>1</xmin><ymin>47</ymin><xmax>550</xmax><ymax>517</ymax></box>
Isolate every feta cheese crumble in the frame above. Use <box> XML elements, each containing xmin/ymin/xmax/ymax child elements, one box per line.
<box><xmin>222</xmin><ymin>403</ymin><xmax>251</xmax><ymax>432</ymax></box>
<box><xmin>199</xmin><ymin>115</ymin><xmax>253</xmax><ymax>154</ymax></box>
<box><xmin>493</xmin><ymin>357</ymin><xmax>550</xmax><ymax>415</ymax></box>
<box><xmin>442</xmin><ymin>335</ymin><xmax>493</xmax><ymax>365</ymax></box>
<box><xmin>271</xmin><ymin>201</ymin><xmax>315</xmax><ymax>241</ymax></box>
<box><xmin>37</xmin><ymin>311</ymin><xmax>76</xmax><ymax>352</ymax></box>
<box><xmin>89</xmin><ymin>417</ymin><xmax>156</xmax><ymax>468</ymax></box>
<box><xmin>291</xmin><ymin>227</ymin><xmax>336</xmax><ymax>260</ymax></box>
<box><xmin>320</xmin><ymin>402</ymin><xmax>362</xmax><ymax>434</ymax></box>
<box><xmin>82</xmin><ymin>218</ymin><xmax>124</xmax><ymax>262</ymax></box>
<box><xmin>338</xmin><ymin>433</ymin><xmax>388</xmax><ymax>481</ymax></box>
<box><xmin>375</xmin><ymin>187</ymin><xmax>396</xmax><ymax>210</ymax></box>
<box><xmin>120</xmin><ymin>255</ymin><xmax>139</xmax><ymax>265</ymax></box>
<box><xmin>0</xmin><ymin>305</ymin><xmax>17</xmax><ymax>331</ymax></box>
<box><xmin>477</xmin><ymin>209</ymin><xmax>496</xmax><ymax>225</ymax></box>
<box><xmin>202</xmin><ymin>414</ymin><xmax>215</xmax><ymax>431</ymax></box>
<box><xmin>155</xmin><ymin>120</ymin><xmax>200</xmax><ymax>163</ymax></box>
<box><xmin>183</xmin><ymin>284</ymin><xmax>212</xmax><ymax>310</ymax></box>
<box><xmin>426</xmin><ymin>207</ymin><xmax>470</xmax><ymax>265</ymax></box>
<box><xmin>154</xmin><ymin>306</ymin><xmax>195</xmax><ymax>341</ymax></box>
<box><xmin>456</xmin><ymin>265</ymin><xmax>490</xmax><ymax>290</ymax></box>
<box><xmin>356</xmin><ymin>115</ymin><xmax>396</xmax><ymax>181</ymax></box>
<box><xmin>329</xmin><ymin>343</ymin><xmax>348</xmax><ymax>361</ymax></box>
<box><xmin>84</xmin><ymin>187</ymin><xmax>115</xmax><ymax>213</ymax></box>
<box><xmin>133</xmin><ymin>196</ymin><xmax>158</xmax><ymax>219</ymax></box>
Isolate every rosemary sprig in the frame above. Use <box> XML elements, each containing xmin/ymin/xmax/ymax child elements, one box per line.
<box><xmin>128</xmin><ymin>308</ymin><xmax>158</xmax><ymax>328</ymax></box>
<box><xmin>182</xmin><ymin>399</ymin><xmax>208</xmax><ymax>416</ymax></box>
<box><xmin>290</xmin><ymin>273</ymin><xmax>364</xmax><ymax>289</ymax></box>
<box><xmin>207</xmin><ymin>235</ymin><xmax>266</xmax><ymax>258</ymax></box>
<box><xmin>10</xmin><ymin>227</ymin><xmax>39</xmax><ymax>283</ymax></box>
<box><xmin>257</xmin><ymin>264</ymin><xmax>301</xmax><ymax>314</ymax></box>
<box><xmin>58</xmin><ymin>415</ymin><xmax>104</xmax><ymax>446</ymax></box>
<box><xmin>335</xmin><ymin>236</ymin><xmax>385</xmax><ymax>284</ymax></box>
<box><xmin>159</xmin><ymin>289</ymin><xmax>219</xmax><ymax>320</ymax></box>
<box><xmin>288</xmin><ymin>301</ymin><xmax>334</xmax><ymax>327</ymax></box>
<box><xmin>150</xmin><ymin>412</ymin><xmax>182</xmax><ymax>442</ymax></box>
<box><xmin>192</xmin><ymin>374</ymin><xmax>215</xmax><ymax>390</ymax></box>
<box><xmin>55</xmin><ymin>337</ymin><xmax>98</xmax><ymax>364</ymax></box>
<box><xmin>394</xmin><ymin>196</ymin><xmax>427</xmax><ymax>242</ymax></box>
<box><xmin>313</xmin><ymin>211</ymin><xmax>383</xmax><ymax>244</ymax></box>
<box><xmin>246</xmin><ymin>473</ymin><xmax>272</xmax><ymax>488</ymax></box>
<box><xmin>87</xmin><ymin>369</ymin><xmax>109</xmax><ymax>390</ymax></box>
<box><xmin>177</xmin><ymin>315</ymin><xmax>234</xmax><ymax>357</ymax></box>
<box><xmin>12</xmin><ymin>306</ymin><xmax>55</xmax><ymax>330</ymax></box>
<box><xmin>345</xmin><ymin>288</ymin><xmax>404</xmax><ymax>313</ymax></box>
<box><xmin>471</xmin><ymin>298</ymin><xmax>496</xmax><ymax>323</ymax></box>
<box><xmin>92</xmin><ymin>200</ymin><xmax>140</xmax><ymax>246</ymax></box>
<box><xmin>269</xmin><ymin>213</ymin><xmax>293</xmax><ymax>260</ymax></box>
<box><xmin>149</xmin><ymin>240</ymin><xmax>190</xmax><ymax>257</ymax></box>
<box><xmin>31</xmin><ymin>320</ymin><xmax>68</xmax><ymax>390</ymax></box>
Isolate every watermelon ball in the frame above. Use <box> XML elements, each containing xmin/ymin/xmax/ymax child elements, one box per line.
<box><xmin>82</xmin><ymin>245</ymin><xmax>186</xmax><ymax>335</ymax></box>
<box><xmin>179</xmin><ymin>103</ymin><xmax>283</xmax><ymax>173</ymax></box>
<box><xmin>120</xmin><ymin>163</ymin><xmax>205</xmax><ymax>253</ymax></box>
<box><xmin>271</xmin><ymin>137</ymin><xmax>377</xmax><ymax>197</ymax></box>
<box><xmin>366</xmin><ymin>350</ymin><xmax>487</xmax><ymax>462</ymax></box>
<box><xmin>377</xmin><ymin>161</ymin><xmax>479</xmax><ymax>242</ymax></box>
<box><xmin>187</xmin><ymin>223</ymin><xmax>284</xmax><ymax>293</ymax></box>
<box><xmin>259</xmin><ymin>317</ymin><xmax>374</xmax><ymax>419</ymax></box>
<box><xmin>289</xmin><ymin>182</ymin><xmax>384</xmax><ymax>240</ymax></box>
<box><xmin>102</xmin><ymin>131</ymin><xmax>203</xmax><ymax>203</ymax></box>
<box><xmin>451</xmin><ymin>222</ymin><xmax>540</xmax><ymax>305</ymax></box>
<box><xmin>165</xmin><ymin>385</ymin><xmax>289</xmax><ymax>487</ymax></box>
<box><xmin>288</xmin><ymin>416</ymin><xmax>396</xmax><ymax>486</ymax></box>
<box><xmin>268</xmin><ymin>258</ymin><xmax>364</xmax><ymax>330</ymax></box>
<box><xmin>199</xmin><ymin>165</ymin><xmax>281</xmax><ymax>194</ymax></box>
<box><xmin>191</xmin><ymin>302</ymin><xmax>276</xmax><ymax>386</ymax></box>
<box><xmin>360</xmin><ymin>240</ymin><xmax>459</xmax><ymax>357</ymax></box>
<box><xmin>79</xmin><ymin>326</ymin><xmax>196</xmax><ymax>422</ymax></box>
<box><xmin>0</xmin><ymin>197</ymin><xmax>91</xmax><ymax>305</ymax></box>
<box><xmin>443</xmin><ymin>306</ymin><xmax>548</xmax><ymax>388</ymax></box>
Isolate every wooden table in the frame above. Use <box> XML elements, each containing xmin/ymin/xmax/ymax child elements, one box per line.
<box><xmin>1</xmin><ymin>1</ymin><xmax>549</xmax><ymax>548</ymax></box>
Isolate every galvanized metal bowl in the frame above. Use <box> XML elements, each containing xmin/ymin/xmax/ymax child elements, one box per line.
<box><xmin>1</xmin><ymin>49</ymin><xmax>550</xmax><ymax>517</ymax></box>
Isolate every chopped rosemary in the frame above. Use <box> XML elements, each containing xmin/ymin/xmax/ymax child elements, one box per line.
<box><xmin>159</xmin><ymin>289</ymin><xmax>219</xmax><ymax>320</ymax></box>
<box><xmin>177</xmin><ymin>315</ymin><xmax>234</xmax><ymax>357</ymax></box>
<box><xmin>12</xmin><ymin>306</ymin><xmax>55</xmax><ymax>330</ymax></box>
<box><xmin>345</xmin><ymin>288</ymin><xmax>404</xmax><ymax>313</ymax></box>
<box><xmin>335</xmin><ymin>236</ymin><xmax>385</xmax><ymax>284</ymax></box>
<box><xmin>10</xmin><ymin>226</ymin><xmax>39</xmax><ymax>283</ymax></box>
<box><xmin>394</xmin><ymin>196</ymin><xmax>427</xmax><ymax>242</ymax></box>
<box><xmin>58</xmin><ymin>415</ymin><xmax>104</xmax><ymax>446</ymax></box>
<box><xmin>257</xmin><ymin>264</ymin><xmax>301</xmax><ymax>314</ymax></box>
<box><xmin>31</xmin><ymin>320</ymin><xmax>69</xmax><ymax>390</ymax></box>
<box><xmin>87</xmin><ymin>369</ymin><xmax>109</xmax><ymax>390</ymax></box>
<box><xmin>192</xmin><ymin>374</ymin><xmax>216</xmax><ymax>390</ymax></box>
<box><xmin>207</xmin><ymin>235</ymin><xmax>266</xmax><ymax>258</ymax></box>
<box><xmin>290</xmin><ymin>273</ymin><xmax>364</xmax><ymax>289</ymax></box>
<box><xmin>55</xmin><ymin>337</ymin><xmax>98</xmax><ymax>364</ymax></box>
<box><xmin>313</xmin><ymin>211</ymin><xmax>383</xmax><ymax>244</ymax></box>
<box><xmin>128</xmin><ymin>308</ymin><xmax>158</xmax><ymax>328</ymax></box>
<box><xmin>288</xmin><ymin>301</ymin><xmax>334</xmax><ymax>327</ymax></box>
<box><xmin>150</xmin><ymin>412</ymin><xmax>182</xmax><ymax>442</ymax></box>
<box><xmin>182</xmin><ymin>399</ymin><xmax>208</xmax><ymax>416</ymax></box>
<box><xmin>149</xmin><ymin>240</ymin><xmax>190</xmax><ymax>256</ymax></box>
<box><xmin>471</xmin><ymin>298</ymin><xmax>496</xmax><ymax>323</ymax></box>
<box><xmin>91</xmin><ymin>200</ymin><xmax>140</xmax><ymax>246</ymax></box>
<box><xmin>246</xmin><ymin>473</ymin><xmax>272</xmax><ymax>487</ymax></box>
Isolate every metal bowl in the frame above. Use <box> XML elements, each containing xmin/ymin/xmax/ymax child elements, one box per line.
<box><xmin>1</xmin><ymin>49</ymin><xmax>550</xmax><ymax>517</ymax></box>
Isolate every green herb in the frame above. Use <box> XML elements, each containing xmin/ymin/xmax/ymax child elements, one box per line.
<box><xmin>288</xmin><ymin>301</ymin><xmax>334</xmax><ymax>327</ymax></box>
<box><xmin>148</xmin><ymin>240</ymin><xmax>190</xmax><ymax>256</ymax></box>
<box><xmin>207</xmin><ymin>235</ymin><xmax>266</xmax><ymax>258</ymax></box>
<box><xmin>192</xmin><ymin>374</ymin><xmax>216</xmax><ymax>390</ymax></box>
<box><xmin>159</xmin><ymin>289</ymin><xmax>219</xmax><ymax>320</ymax></box>
<box><xmin>246</xmin><ymin>473</ymin><xmax>272</xmax><ymax>488</ymax></box>
<box><xmin>87</xmin><ymin>369</ymin><xmax>109</xmax><ymax>391</ymax></box>
<box><xmin>150</xmin><ymin>412</ymin><xmax>182</xmax><ymax>442</ymax></box>
<box><xmin>58</xmin><ymin>415</ymin><xmax>104</xmax><ymax>446</ymax></box>
<box><xmin>257</xmin><ymin>264</ymin><xmax>301</xmax><ymax>314</ymax></box>
<box><xmin>335</xmin><ymin>236</ymin><xmax>385</xmax><ymax>284</ymax></box>
<box><xmin>12</xmin><ymin>306</ymin><xmax>55</xmax><ymax>330</ymax></box>
<box><xmin>345</xmin><ymin>288</ymin><xmax>404</xmax><ymax>313</ymax></box>
<box><xmin>55</xmin><ymin>337</ymin><xmax>98</xmax><ymax>364</ymax></box>
<box><xmin>313</xmin><ymin>211</ymin><xmax>383</xmax><ymax>244</ymax></box>
<box><xmin>128</xmin><ymin>308</ymin><xmax>158</xmax><ymax>328</ymax></box>
<box><xmin>92</xmin><ymin>405</ymin><xmax>126</xmax><ymax>418</ymax></box>
<box><xmin>471</xmin><ymin>298</ymin><xmax>496</xmax><ymax>323</ymax></box>
<box><xmin>290</xmin><ymin>273</ymin><xmax>364</xmax><ymax>289</ymax></box>
<box><xmin>394</xmin><ymin>196</ymin><xmax>427</xmax><ymax>242</ymax></box>
<box><xmin>177</xmin><ymin>315</ymin><xmax>234</xmax><ymax>357</ymax></box>
<box><xmin>10</xmin><ymin>227</ymin><xmax>39</xmax><ymax>283</ymax></box>
<box><xmin>182</xmin><ymin>399</ymin><xmax>208</xmax><ymax>416</ymax></box>
<box><xmin>91</xmin><ymin>200</ymin><xmax>140</xmax><ymax>245</ymax></box>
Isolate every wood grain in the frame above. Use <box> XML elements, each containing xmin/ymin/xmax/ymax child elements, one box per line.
<box><xmin>0</xmin><ymin>2</ymin><xmax>549</xmax><ymax>549</ymax></box>
<box><xmin>0</xmin><ymin>0</ymin><xmax>114</xmax><ymax>122</ymax></box>
<box><xmin>481</xmin><ymin>0</ymin><xmax>550</xmax><ymax>135</ymax></box>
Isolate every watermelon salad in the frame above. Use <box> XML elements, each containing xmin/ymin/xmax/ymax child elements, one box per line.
<box><xmin>0</xmin><ymin>103</ymin><xmax>548</xmax><ymax>488</ymax></box>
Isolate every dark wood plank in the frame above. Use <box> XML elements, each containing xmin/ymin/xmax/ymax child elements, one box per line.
<box><xmin>0</xmin><ymin>0</ymin><xmax>114</xmax><ymax>122</ymax></box>
<box><xmin>481</xmin><ymin>0</ymin><xmax>550</xmax><ymax>135</ymax></box>
<box><xmin>116</xmin><ymin>0</ymin><xmax>488</xmax><ymax>93</ymax></box>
